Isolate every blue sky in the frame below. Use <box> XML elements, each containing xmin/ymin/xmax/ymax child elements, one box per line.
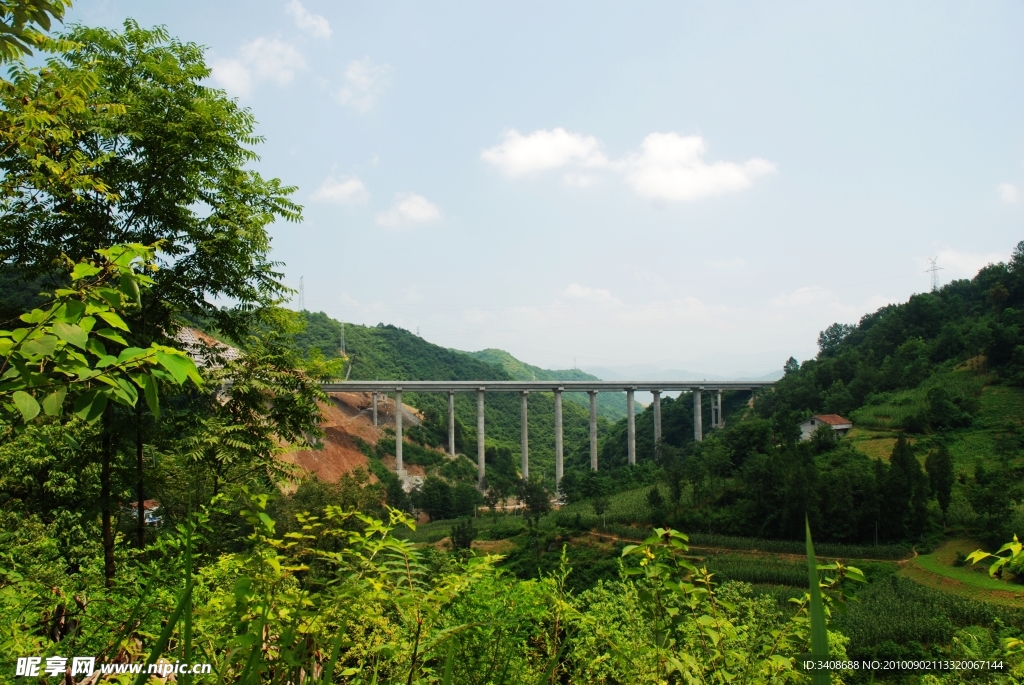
<box><xmin>74</xmin><ymin>1</ymin><xmax>1023</xmax><ymax>375</ymax></box>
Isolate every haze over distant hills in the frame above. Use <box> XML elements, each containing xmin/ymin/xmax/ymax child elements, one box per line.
<box><xmin>459</xmin><ymin>348</ymin><xmax>628</xmax><ymax>420</ymax></box>
<box><xmin>584</xmin><ymin>365</ymin><xmax>784</xmax><ymax>383</ymax></box>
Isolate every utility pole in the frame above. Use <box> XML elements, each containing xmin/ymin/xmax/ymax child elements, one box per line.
<box><xmin>298</xmin><ymin>276</ymin><xmax>305</xmax><ymax>311</ymax></box>
<box><xmin>926</xmin><ymin>257</ymin><xmax>943</xmax><ymax>293</ymax></box>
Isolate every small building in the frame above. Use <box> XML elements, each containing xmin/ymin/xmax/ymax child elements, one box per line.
<box><xmin>126</xmin><ymin>499</ymin><xmax>163</xmax><ymax>526</ymax></box>
<box><xmin>799</xmin><ymin>414</ymin><xmax>853</xmax><ymax>441</ymax></box>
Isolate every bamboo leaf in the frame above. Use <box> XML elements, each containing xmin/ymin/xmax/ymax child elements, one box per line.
<box><xmin>806</xmin><ymin>516</ymin><xmax>830</xmax><ymax>685</ymax></box>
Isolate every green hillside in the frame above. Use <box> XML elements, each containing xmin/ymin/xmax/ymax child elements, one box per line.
<box><xmin>460</xmin><ymin>348</ymin><xmax>628</xmax><ymax>420</ymax></box>
<box><xmin>292</xmin><ymin>313</ymin><xmax>613</xmax><ymax>486</ymax></box>
<box><xmin>581</xmin><ymin>241</ymin><xmax>1024</xmax><ymax>554</ymax></box>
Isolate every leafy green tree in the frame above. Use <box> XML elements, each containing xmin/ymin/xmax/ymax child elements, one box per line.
<box><xmin>414</xmin><ymin>476</ymin><xmax>452</xmax><ymax>522</ymax></box>
<box><xmin>0</xmin><ymin>244</ymin><xmax>201</xmax><ymax>582</ymax></box>
<box><xmin>882</xmin><ymin>434</ymin><xmax>928</xmax><ymax>541</ymax></box>
<box><xmin>818</xmin><ymin>322</ymin><xmax>855</xmax><ymax>357</ymax></box>
<box><xmin>449</xmin><ymin>517</ymin><xmax>476</xmax><ymax>552</ymax></box>
<box><xmin>592</xmin><ymin>492</ymin><xmax>610</xmax><ymax>528</ymax></box>
<box><xmin>451</xmin><ymin>481</ymin><xmax>482</xmax><ymax>518</ymax></box>
<box><xmin>809</xmin><ymin>423</ymin><xmax>840</xmax><ymax>454</ymax></box>
<box><xmin>1</xmin><ymin>244</ymin><xmax>200</xmax><ymax>426</ymax></box>
<box><xmin>519</xmin><ymin>476</ymin><xmax>550</xmax><ymax>518</ymax></box>
<box><xmin>925</xmin><ymin>443</ymin><xmax>954</xmax><ymax>522</ymax></box>
<box><xmin>0</xmin><ymin>21</ymin><xmax>300</xmax><ymax>341</ymax></box>
<box><xmin>180</xmin><ymin>310</ymin><xmax>334</xmax><ymax>497</ymax></box>
<box><xmin>0</xmin><ymin>0</ymin><xmax>68</xmax><ymax>60</ymax></box>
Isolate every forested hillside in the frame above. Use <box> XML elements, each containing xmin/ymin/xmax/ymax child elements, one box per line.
<box><xmin>292</xmin><ymin>312</ymin><xmax>614</xmax><ymax>488</ymax></box>
<box><xmin>580</xmin><ymin>241</ymin><xmax>1024</xmax><ymax>548</ymax></box>
<box><xmin>461</xmin><ymin>348</ymin><xmax>628</xmax><ymax>420</ymax></box>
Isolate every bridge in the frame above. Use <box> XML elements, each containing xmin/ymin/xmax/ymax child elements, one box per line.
<box><xmin>320</xmin><ymin>380</ymin><xmax>775</xmax><ymax>488</ymax></box>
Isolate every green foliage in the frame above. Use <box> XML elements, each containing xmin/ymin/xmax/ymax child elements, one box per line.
<box><xmin>519</xmin><ymin>476</ymin><xmax>551</xmax><ymax>517</ymax></box>
<box><xmin>449</xmin><ymin>517</ymin><xmax>476</xmax><ymax>551</ymax></box>
<box><xmin>0</xmin><ymin>244</ymin><xmax>201</xmax><ymax>426</ymax></box>
<box><xmin>832</xmin><ymin>575</ymin><xmax>1024</xmax><ymax>664</ymax></box>
<box><xmin>0</xmin><ymin>20</ymin><xmax>300</xmax><ymax>341</ymax></box>
<box><xmin>412</xmin><ymin>476</ymin><xmax>482</xmax><ymax>522</ymax></box>
<box><xmin>967</xmin><ymin>535</ymin><xmax>1024</xmax><ymax>578</ymax></box>
<box><xmin>462</xmin><ymin>347</ymin><xmax>627</xmax><ymax>420</ymax></box>
<box><xmin>926</xmin><ymin>443</ymin><xmax>955</xmax><ymax>518</ymax></box>
<box><xmin>0</xmin><ymin>0</ymin><xmax>68</xmax><ymax>61</ymax></box>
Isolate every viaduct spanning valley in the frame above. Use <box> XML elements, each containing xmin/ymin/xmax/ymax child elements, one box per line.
<box><xmin>321</xmin><ymin>380</ymin><xmax>776</xmax><ymax>487</ymax></box>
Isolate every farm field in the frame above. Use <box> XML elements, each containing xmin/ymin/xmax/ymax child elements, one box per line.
<box><xmin>900</xmin><ymin>539</ymin><xmax>1024</xmax><ymax>608</ymax></box>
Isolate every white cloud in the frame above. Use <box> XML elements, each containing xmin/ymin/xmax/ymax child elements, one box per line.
<box><xmin>286</xmin><ymin>0</ymin><xmax>331</xmax><ymax>38</ymax></box>
<box><xmin>998</xmin><ymin>182</ymin><xmax>1019</xmax><ymax>205</ymax></box>
<box><xmin>375</xmin><ymin>193</ymin><xmax>442</xmax><ymax>228</ymax></box>
<box><xmin>481</xmin><ymin>128</ymin><xmax>775</xmax><ymax>201</ymax></box>
<box><xmin>335</xmin><ymin>57</ymin><xmax>393</xmax><ymax>112</ymax></box>
<box><xmin>481</xmin><ymin>128</ymin><xmax>609</xmax><ymax>177</ymax></box>
<box><xmin>311</xmin><ymin>175</ymin><xmax>369</xmax><ymax>205</ymax></box>
<box><xmin>623</xmin><ymin>133</ymin><xmax>776</xmax><ymax>202</ymax></box>
<box><xmin>210</xmin><ymin>37</ymin><xmax>305</xmax><ymax>96</ymax></box>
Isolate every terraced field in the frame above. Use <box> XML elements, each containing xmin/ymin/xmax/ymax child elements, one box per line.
<box><xmin>900</xmin><ymin>539</ymin><xmax>1024</xmax><ymax>609</ymax></box>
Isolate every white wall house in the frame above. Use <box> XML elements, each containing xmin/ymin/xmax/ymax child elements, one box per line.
<box><xmin>798</xmin><ymin>414</ymin><xmax>853</xmax><ymax>441</ymax></box>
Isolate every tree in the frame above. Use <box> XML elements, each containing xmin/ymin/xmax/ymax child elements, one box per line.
<box><xmin>0</xmin><ymin>244</ymin><xmax>201</xmax><ymax>583</ymax></box>
<box><xmin>0</xmin><ymin>0</ymin><xmax>68</xmax><ymax>60</ymax></box>
<box><xmin>592</xmin><ymin>492</ymin><xmax>610</xmax><ymax>528</ymax></box>
<box><xmin>180</xmin><ymin>311</ymin><xmax>335</xmax><ymax>498</ymax></box>
<box><xmin>0</xmin><ymin>20</ymin><xmax>302</xmax><ymax>565</ymax></box>
<box><xmin>809</xmin><ymin>423</ymin><xmax>840</xmax><ymax>454</ymax></box>
<box><xmin>925</xmin><ymin>444</ymin><xmax>954</xmax><ymax>523</ymax></box>
<box><xmin>882</xmin><ymin>434</ymin><xmax>928</xmax><ymax>541</ymax></box>
<box><xmin>0</xmin><ymin>21</ymin><xmax>300</xmax><ymax>341</ymax></box>
<box><xmin>414</xmin><ymin>477</ymin><xmax>453</xmax><ymax>522</ymax></box>
<box><xmin>449</xmin><ymin>517</ymin><xmax>476</xmax><ymax>552</ymax></box>
<box><xmin>818</xmin><ymin>322</ymin><xmax>855</xmax><ymax>357</ymax></box>
<box><xmin>451</xmin><ymin>482</ymin><xmax>483</xmax><ymax>518</ymax></box>
<box><xmin>518</xmin><ymin>476</ymin><xmax>550</xmax><ymax>518</ymax></box>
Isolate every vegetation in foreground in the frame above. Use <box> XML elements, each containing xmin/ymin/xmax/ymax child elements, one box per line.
<box><xmin>0</xmin><ymin>4</ymin><xmax>1022</xmax><ymax>683</ymax></box>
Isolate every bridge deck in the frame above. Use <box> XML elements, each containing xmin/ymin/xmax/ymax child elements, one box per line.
<box><xmin>321</xmin><ymin>380</ymin><xmax>773</xmax><ymax>393</ymax></box>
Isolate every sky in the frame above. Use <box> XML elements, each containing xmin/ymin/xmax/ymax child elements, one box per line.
<box><xmin>73</xmin><ymin>1</ymin><xmax>1023</xmax><ymax>376</ymax></box>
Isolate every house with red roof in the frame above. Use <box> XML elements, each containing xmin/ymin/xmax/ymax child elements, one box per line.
<box><xmin>798</xmin><ymin>414</ymin><xmax>853</xmax><ymax>441</ymax></box>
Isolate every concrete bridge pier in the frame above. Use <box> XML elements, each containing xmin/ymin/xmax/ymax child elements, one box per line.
<box><xmin>716</xmin><ymin>389</ymin><xmax>723</xmax><ymax>428</ymax></box>
<box><xmin>627</xmin><ymin>388</ymin><xmax>636</xmax><ymax>465</ymax></box>
<box><xmin>448</xmin><ymin>391</ymin><xmax>456</xmax><ymax>456</ymax></box>
<box><xmin>589</xmin><ymin>391</ymin><xmax>598</xmax><ymax>470</ymax></box>
<box><xmin>652</xmin><ymin>390</ymin><xmax>662</xmax><ymax>443</ymax></box>
<box><xmin>554</xmin><ymin>388</ymin><xmax>563</xmax><ymax>486</ymax></box>
<box><xmin>520</xmin><ymin>391</ymin><xmax>529</xmax><ymax>480</ymax></box>
<box><xmin>372</xmin><ymin>392</ymin><xmax>378</xmax><ymax>426</ymax></box>
<box><xmin>477</xmin><ymin>388</ymin><xmax>486</xmax><ymax>487</ymax></box>
<box><xmin>395</xmin><ymin>388</ymin><xmax>405</xmax><ymax>475</ymax></box>
<box><xmin>693</xmin><ymin>389</ymin><xmax>703</xmax><ymax>442</ymax></box>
